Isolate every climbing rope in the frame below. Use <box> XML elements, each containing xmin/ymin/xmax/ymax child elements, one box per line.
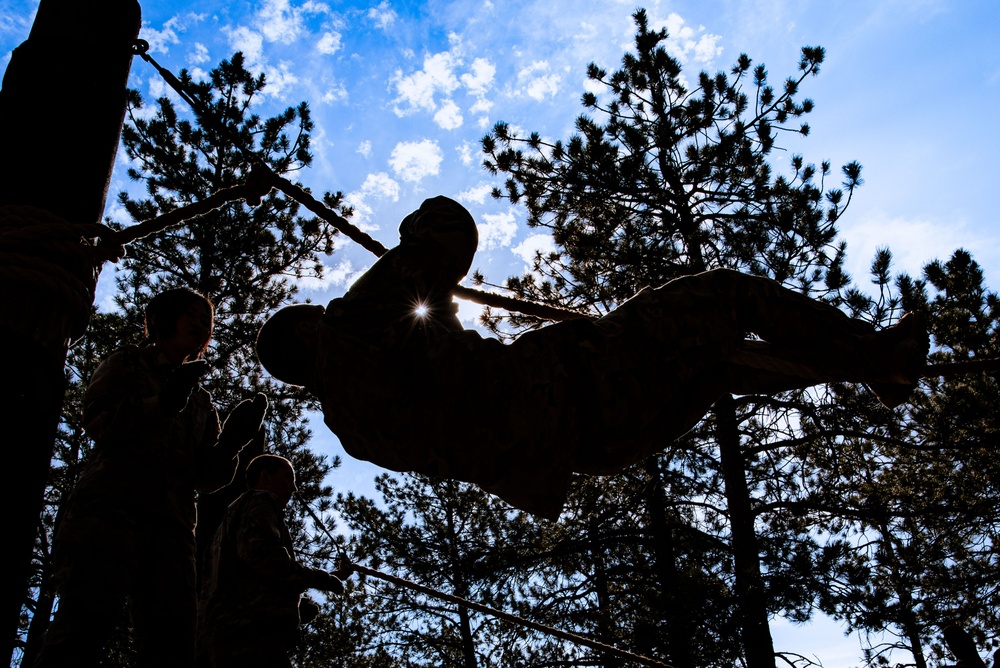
<box><xmin>352</xmin><ymin>563</ymin><xmax>674</xmax><ymax>668</ymax></box>
<box><xmin>298</xmin><ymin>499</ymin><xmax>673</xmax><ymax>668</ymax></box>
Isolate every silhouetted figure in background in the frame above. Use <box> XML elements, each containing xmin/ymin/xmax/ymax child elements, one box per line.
<box><xmin>37</xmin><ymin>288</ymin><xmax>267</xmax><ymax>668</ymax></box>
<box><xmin>256</xmin><ymin>197</ymin><xmax>928</xmax><ymax>519</ymax></box>
<box><xmin>198</xmin><ymin>454</ymin><xmax>350</xmax><ymax>668</ymax></box>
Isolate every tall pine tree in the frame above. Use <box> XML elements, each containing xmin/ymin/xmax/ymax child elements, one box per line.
<box><xmin>481</xmin><ymin>9</ymin><xmax>863</xmax><ymax>667</ymax></box>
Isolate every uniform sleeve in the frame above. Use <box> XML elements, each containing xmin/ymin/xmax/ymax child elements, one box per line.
<box><xmin>192</xmin><ymin>394</ymin><xmax>235</xmax><ymax>493</ymax></box>
<box><xmin>236</xmin><ymin>494</ymin><xmax>330</xmax><ymax>591</ymax></box>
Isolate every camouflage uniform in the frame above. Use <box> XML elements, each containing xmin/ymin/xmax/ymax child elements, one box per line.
<box><xmin>198</xmin><ymin>489</ymin><xmax>333</xmax><ymax>668</ymax></box>
<box><xmin>314</xmin><ymin>197</ymin><xmax>891</xmax><ymax>520</ymax></box>
<box><xmin>37</xmin><ymin>345</ymin><xmax>239</xmax><ymax>668</ymax></box>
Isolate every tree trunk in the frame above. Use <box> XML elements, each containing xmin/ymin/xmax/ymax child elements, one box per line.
<box><xmin>715</xmin><ymin>394</ymin><xmax>775</xmax><ymax>668</ymax></box>
<box><xmin>641</xmin><ymin>456</ymin><xmax>694</xmax><ymax>668</ymax></box>
<box><xmin>588</xmin><ymin>514</ymin><xmax>619</xmax><ymax>667</ymax></box>
<box><xmin>0</xmin><ymin>0</ymin><xmax>140</xmax><ymax>661</ymax></box>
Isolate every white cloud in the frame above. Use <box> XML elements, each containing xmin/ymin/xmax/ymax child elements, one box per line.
<box><xmin>295</xmin><ymin>256</ymin><xmax>365</xmax><ymax>293</ymax></box>
<box><xmin>224</xmin><ymin>0</ymin><xmax>330</xmax><ymax>68</ymax></box>
<box><xmin>513</xmin><ymin>233</ymin><xmax>557</xmax><ymax>264</ymax></box>
<box><xmin>457</xmin><ymin>183</ymin><xmax>494</xmax><ymax>205</ymax></box>
<box><xmin>224</xmin><ymin>25</ymin><xmax>265</xmax><ymax>64</ymax></box>
<box><xmin>389</xmin><ymin>140</ymin><xmax>443</xmax><ymax>183</ymax></box>
<box><xmin>317</xmin><ymin>31</ymin><xmax>342</xmax><ymax>55</ymax></box>
<box><xmin>320</xmin><ymin>83</ymin><xmax>349</xmax><ymax>103</ymax></box>
<box><xmin>470</xmin><ymin>97</ymin><xmax>493</xmax><ymax>114</ymax></box>
<box><xmin>517</xmin><ymin>61</ymin><xmax>561</xmax><ymax>101</ymax></box>
<box><xmin>842</xmin><ymin>212</ymin><xmax>998</xmax><ymax>285</ymax></box>
<box><xmin>455</xmin><ymin>297</ymin><xmax>486</xmax><ymax>328</ymax></box>
<box><xmin>146</xmin><ymin>75</ymin><xmax>185</xmax><ymax>109</ymax></box>
<box><xmin>344</xmin><ymin>172</ymin><xmax>401</xmax><ymax>227</ymax></box>
<box><xmin>478</xmin><ymin>210</ymin><xmax>518</xmax><ymax>250</ymax></box>
<box><xmin>461</xmin><ymin>57</ymin><xmax>495</xmax><ymax>96</ymax></box>
<box><xmin>652</xmin><ymin>12</ymin><xmax>722</xmax><ymax>67</ymax></box>
<box><xmin>357</xmin><ymin>140</ymin><xmax>373</xmax><ymax>158</ymax></box>
<box><xmin>261</xmin><ymin>61</ymin><xmax>300</xmax><ymax>97</ymax></box>
<box><xmin>359</xmin><ymin>171</ymin><xmax>401</xmax><ymax>201</ymax></box>
<box><xmin>187</xmin><ymin>42</ymin><xmax>210</xmax><ymax>65</ymax></box>
<box><xmin>140</xmin><ymin>13</ymin><xmax>206</xmax><ymax>55</ymax></box>
<box><xmin>256</xmin><ymin>0</ymin><xmax>308</xmax><ymax>44</ymax></box>
<box><xmin>457</xmin><ymin>141</ymin><xmax>477</xmax><ymax>166</ymax></box>
<box><xmin>392</xmin><ymin>51</ymin><xmax>460</xmax><ymax>114</ymax></box>
<box><xmin>368</xmin><ymin>0</ymin><xmax>397</xmax><ymax>30</ymax></box>
<box><xmin>434</xmin><ymin>99</ymin><xmax>463</xmax><ymax>130</ymax></box>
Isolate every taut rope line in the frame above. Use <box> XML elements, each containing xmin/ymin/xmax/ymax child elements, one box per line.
<box><xmin>298</xmin><ymin>500</ymin><xmax>673</xmax><ymax>668</ymax></box>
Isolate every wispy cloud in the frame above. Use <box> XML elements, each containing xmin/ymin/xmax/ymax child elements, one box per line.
<box><xmin>478</xmin><ymin>210</ymin><xmax>519</xmax><ymax>250</ymax></box>
<box><xmin>296</xmin><ymin>257</ymin><xmax>363</xmax><ymax>292</ymax></box>
<box><xmin>367</xmin><ymin>0</ymin><xmax>397</xmax><ymax>30</ymax></box>
<box><xmin>344</xmin><ymin>171</ymin><xmax>401</xmax><ymax>227</ymax></box>
<box><xmin>389</xmin><ymin>139</ymin><xmax>443</xmax><ymax>183</ymax></box>
<box><xmin>516</xmin><ymin>61</ymin><xmax>561</xmax><ymax>101</ymax></box>
<box><xmin>512</xmin><ymin>232</ymin><xmax>557</xmax><ymax>267</ymax></box>
<box><xmin>140</xmin><ymin>12</ymin><xmax>206</xmax><ymax>55</ymax></box>
<box><xmin>317</xmin><ymin>31</ymin><xmax>342</xmax><ymax>55</ymax></box>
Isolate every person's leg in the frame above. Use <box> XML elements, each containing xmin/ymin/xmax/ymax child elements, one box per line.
<box><xmin>131</xmin><ymin>529</ymin><xmax>198</xmax><ymax>668</ymax></box>
<box><xmin>209</xmin><ymin>624</ymin><xmax>294</xmax><ymax>668</ymax></box>
<box><xmin>34</xmin><ymin>543</ymin><xmax>130</xmax><ymax>668</ymax></box>
<box><xmin>680</xmin><ymin>269</ymin><xmax>927</xmax><ymax>403</ymax></box>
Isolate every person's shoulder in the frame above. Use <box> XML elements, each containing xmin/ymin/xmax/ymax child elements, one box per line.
<box><xmin>91</xmin><ymin>344</ymin><xmax>144</xmax><ymax>376</ymax></box>
<box><xmin>103</xmin><ymin>343</ymin><xmax>142</xmax><ymax>361</ymax></box>
<box><xmin>240</xmin><ymin>489</ymin><xmax>281</xmax><ymax>512</ymax></box>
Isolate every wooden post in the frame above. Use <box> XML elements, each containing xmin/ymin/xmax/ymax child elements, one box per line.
<box><xmin>0</xmin><ymin>0</ymin><xmax>140</xmax><ymax>662</ymax></box>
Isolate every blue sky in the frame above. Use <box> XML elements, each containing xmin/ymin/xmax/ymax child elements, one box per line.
<box><xmin>3</xmin><ymin>0</ymin><xmax>999</xmax><ymax>665</ymax></box>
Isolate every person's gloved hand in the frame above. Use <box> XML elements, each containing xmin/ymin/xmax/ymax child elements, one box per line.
<box><xmin>160</xmin><ymin>360</ymin><xmax>211</xmax><ymax>416</ymax></box>
<box><xmin>219</xmin><ymin>393</ymin><xmax>269</xmax><ymax>453</ymax></box>
<box><xmin>336</xmin><ymin>556</ymin><xmax>357</xmax><ymax>578</ymax></box>
<box><xmin>298</xmin><ymin>596</ymin><xmax>321</xmax><ymax>625</ymax></box>
<box><xmin>312</xmin><ymin>570</ymin><xmax>345</xmax><ymax>595</ymax></box>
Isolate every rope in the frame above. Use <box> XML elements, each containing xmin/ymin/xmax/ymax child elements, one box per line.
<box><xmin>352</xmin><ymin>563</ymin><xmax>673</xmax><ymax>668</ymax></box>
<box><xmin>297</xmin><ymin>499</ymin><xmax>671</xmax><ymax>667</ymax></box>
<box><xmin>108</xmin><ymin>165</ymin><xmax>273</xmax><ymax>245</ymax></box>
<box><xmin>924</xmin><ymin>358</ymin><xmax>1000</xmax><ymax>379</ymax></box>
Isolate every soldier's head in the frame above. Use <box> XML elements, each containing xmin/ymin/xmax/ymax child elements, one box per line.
<box><xmin>145</xmin><ymin>288</ymin><xmax>214</xmax><ymax>363</ymax></box>
<box><xmin>256</xmin><ymin>304</ymin><xmax>324</xmax><ymax>387</ymax></box>
<box><xmin>246</xmin><ymin>454</ymin><xmax>297</xmax><ymax>507</ymax></box>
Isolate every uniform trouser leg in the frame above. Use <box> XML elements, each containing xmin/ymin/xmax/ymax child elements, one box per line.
<box><xmin>662</xmin><ymin>269</ymin><xmax>887</xmax><ymax>393</ymax></box>
<box><xmin>34</xmin><ymin>547</ymin><xmax>129</xmax><ymax>668</ymax></box>
<box><xmin>208</xmin><ymin>625</ymin><xmax>295</xmax><ymax>668</ymax></box>
<box><xmin>131</xmin><ymin>529</ymin><xmax>198</xmax><ymax>668</ymax></box>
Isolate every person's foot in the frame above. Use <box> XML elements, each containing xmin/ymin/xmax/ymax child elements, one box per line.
<box><xmin>866</xmin><ymin>311</ymin><xmax>929</xmax><ymax>409</ymax></box>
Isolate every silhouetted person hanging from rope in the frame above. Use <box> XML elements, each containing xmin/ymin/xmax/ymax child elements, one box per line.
<box><xmin>37</xmin><ymin>288</ymin><xmax>268</xmax><ymax>668</ymax></box>
<box><xmin>255</xmin><ymin>197</ymin><xmax>928</xmax><ymax>520</ymax></box>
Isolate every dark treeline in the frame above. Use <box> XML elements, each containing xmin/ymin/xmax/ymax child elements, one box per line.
<box><xmin>15</xmin><ymin>9</ymin><xmax>999</xmax><ymax>668</ymax></box>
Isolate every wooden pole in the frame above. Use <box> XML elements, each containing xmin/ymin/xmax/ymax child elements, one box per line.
<box><xmin>0</xmin><ymin>1</ymin><xmax>140</xmax><ymax>662</ymax></box>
